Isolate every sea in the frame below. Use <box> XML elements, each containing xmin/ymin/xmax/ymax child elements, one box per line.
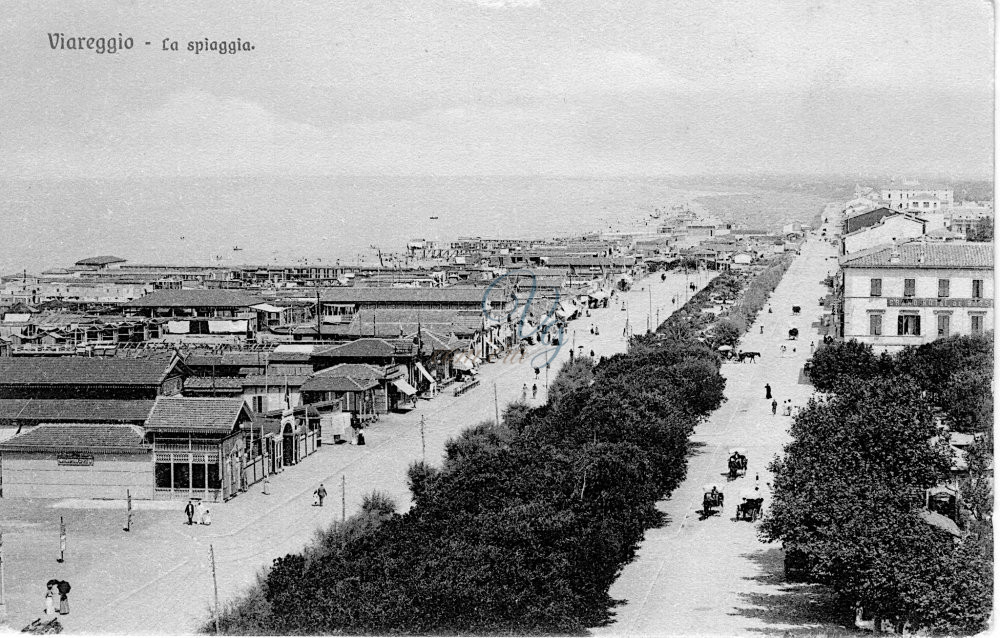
<box><xmin>0</xmin><ymin>176</ymin><xmax>828</xmax><ymax>275</ymax></box>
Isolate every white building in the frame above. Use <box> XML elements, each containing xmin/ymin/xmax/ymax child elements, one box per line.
<box><xmin>842</xmin><ymin>213</ymin><xmax>925</xmax><ymax>255</ymax></box>
<box><xmin>880</xmin><ymin>187</ymin><xmax>954</xmax><ymax>212</ymax></box>
<box><xmin>839</xmin><ymin>241</ymin><xmax>992</xmax><ymax>352</ymax></box>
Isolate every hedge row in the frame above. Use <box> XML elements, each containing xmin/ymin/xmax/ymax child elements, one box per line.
<box><xmin>207</xmin><ymin>332</ymin><xmax>727</xmax><ymax>634</ymax></box>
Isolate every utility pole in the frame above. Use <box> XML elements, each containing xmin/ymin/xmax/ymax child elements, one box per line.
<box><xmin>124</xmin><ymin>490</ymin><xmax>133</xmax><ymax>532</ymax></box>
<box><xmin>420</xmin><ymin>415</ymin><xmax>426</xmax><ymax>463</ymax></box>
<box><xmin>493</xmin><ymin>382</ymin><xmax>500</xmax><ymax>425</ymax></box>
<box><xmin>209</xmin><ymin>544</ymin><xmax>220</xmax><ymax>635</ymax></box>
<box><xmin>57</xmin><ymin>517</ymin><xmax>66</xmax><ymax>563</ymax></box>
<box><xmin>341</xmin><ymin>475</ymin><xmax>346</xmax><ymax>522</ymax></box>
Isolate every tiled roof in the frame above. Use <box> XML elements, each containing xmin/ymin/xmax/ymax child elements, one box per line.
<box><xmin>313</xmin><ymin>363</ymin><xmax>387</xmax><ymax>380</ymax></box>
<box><xmin>123</xmin><ymin>290</ymin><xmax>265</xmax><ymax>308</ymax></box>
<box><xmin>184</xmin><ymin>352</ymin><xmax>269</xmax><ymax>367</ymax></box>
<box><xmin>315</xmin><ymin>338</ymin><xmax>416</xmax><ymax>359</ymax></box>
<box><xmin>840</xmin><ymin>242</ymin><xmax>994</xmax><ymax>269</ymax></box>
<box><xmin>144</xmin><ymin>397</ymin><xmax>248</xmax><ymax>434</ymax></box>
<box><xmin>300</xmin><ymin>376</ymin><xmax>379</xmax><ymax>393</ymax></box>
<box><xmin>0</xmin><ymin>423</ymin><xmax>149</xmax><ymax>453</ymax></box>
<box><xmin>0</xmin><ymin>399</ymin><xmax>154</xmax><ymax>423</ymax></box>
<box><xmin>321</xmin><ymin>309</ymin><xmax>485</xmax><ymax>339</ymax></box>
<box><xmin>75</xmin><ymin>256</ymin><xmax>127</xmax><ymax>266</ymax></box>
<box><xmin>183</xmin><ymin>377</ymin><xmax>245</xmax><ymax>390</ymax></box>
<box><xmin>0</xmin><ymin>357</ymin><xmax>178</xmax><ymax>386</ymax></box>
<box><xmin>241</xmin><ymin>374</ymin><xmax>312</xmax><ymax>387</ymax></box>
<box><xmin>319</xmin><ymin>287</ymin><xmax>494</xmax><ymax>305</ymax></box>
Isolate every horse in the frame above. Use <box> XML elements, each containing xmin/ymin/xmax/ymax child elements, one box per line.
<box><xmin>738</xmin><ymin>351</ymin><xmax>760</xmax><ymax>363</ymax></box>
<box><xmin>703</xmin><ymin>491</ymin><xmax>724</xmax><ymax>516</ymax></box>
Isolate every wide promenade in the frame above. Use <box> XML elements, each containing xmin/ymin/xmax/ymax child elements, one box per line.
<box><xmin>592</xmin><ymin>237</ymin><xmax>840</xmax><ymax>636</ymax></box>
<box><xmin>0</xmin><ymin>267</ymin><xmax>712</xmax><ymax>634</ymax></box>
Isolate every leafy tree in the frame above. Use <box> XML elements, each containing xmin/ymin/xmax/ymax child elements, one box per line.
<box><xmin>805</xmin><ymin>339</ymin><xmax>892</xmax><ymax>392</ymax></box>
<box><xmin>965</xmin><ymin>216</ymin><xmax>993</xmax><ymax>242</ymax></box>
<box><xmin>762</xmin><ymin>373</ymin><xmax>991</xmax><ymax>634</ymax></box>
<box><xmin>712</xmin><ymin>317</ymin><xmax>744</xmax><ymax>347</ymax></box>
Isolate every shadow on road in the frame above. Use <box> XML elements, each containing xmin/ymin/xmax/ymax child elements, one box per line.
<box><xmin>730</xmin><ymin>548</ymin><xmax>860</xmax><ymax>637</ymax></box>
<box><xmin>687</xmin><ymin>440</ymin><xmax>707</xmax><ymax>457</ymax></box>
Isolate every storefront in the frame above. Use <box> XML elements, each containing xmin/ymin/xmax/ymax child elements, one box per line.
<box><xmin>0</xmin><ymin>423</ymin><xmax>153</xmax><ymax>499</ymax></box>
<box><xmin>144</xmin><ymin>396</ymin><xmax>253</xmax><ymax>502</ymax></box>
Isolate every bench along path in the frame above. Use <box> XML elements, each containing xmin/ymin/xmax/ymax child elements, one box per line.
<box><xmin>591</xmin><ymin>238</ymin><xmax>838</xmax><ymax>637</ymax></box>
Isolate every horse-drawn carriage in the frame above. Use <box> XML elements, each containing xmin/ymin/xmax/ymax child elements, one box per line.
<box><xmin>788</xmin><ymin>327</ymin><xmax>799</xmax><ymax>340</ymax></box>
<box><xmin>702</xmin><ymin>483</ymin><xmax>725</xmax><ymax>516</ymax></box>
<box><xmin>727</xmin><ymin>448</ymin><xmax>748</xmax><ymax>480</ymax></box>
<box><xmin>736</xmin><ymin>487</ymin><xmax>764</xmax><ymax>522</ymax></box>
<box><xmin>791</xmin><ymin>305</ymin><xmax>801</xmax><ymax>315</ymax></box>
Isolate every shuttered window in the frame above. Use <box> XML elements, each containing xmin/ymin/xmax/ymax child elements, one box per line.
<box><xmin>869</xmin><ymin>314</ymin><xmax>882</xmax><ymax>336</ymax></box>
<box><xmin>870</xmin><ymin>279</ymin><xmax>882</xmax><ymax>297</ymax></box>
<box><xmin>938</xmin><ymin>279</ymin><xmax>950</xmax><ymax>298</ymax></box>
<box><xmin>903</xmin><ymin>279</ymin><xmax>916</xmax><ymax>297</ymax></box>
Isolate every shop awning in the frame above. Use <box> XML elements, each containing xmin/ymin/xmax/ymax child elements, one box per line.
<box><xmin>415</xmin><ymin>361</ymin><xmax>436</xmax><ymax>386</ymax></box>
<box><xmin>452</xmin><ymin>358</ymin><xmax>475</xmax><ymax>371</ymax></box>
<box><xmin>393</xmin><ymin>379</ymin><xmax>417</xmax><ymax>395</ymax></box>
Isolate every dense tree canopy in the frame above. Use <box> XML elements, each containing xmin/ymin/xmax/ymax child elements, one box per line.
<box><xmin>207</xmin><ymin>256</ymin><xmax>797</xmax><ymax>636</ymax></box>
<box><xmin>765</xmin><ymin>334</ymin><xmax>994</xmax><ymax>634</ymax></box>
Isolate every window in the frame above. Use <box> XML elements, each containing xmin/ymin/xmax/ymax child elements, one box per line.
<box><xmin>251</xmin><ymin>395</ymin><xmax>264</xmax><ymax>413</ymax></box>
<box><xmin>869</xmin><ymin>314</ymin><xmax>883</xmax><ymax>336</ymax></box>
<box><xmin>904</xmin><ymin>279</ymin><xmax>916</xmax><ymax>297</ymax></box>
<box><xmin>972</xmin><ymin>279</ymin><xmax>983</xmax><ymax>299</ymax></box>
<box><xmin>897</xmin><ymin>314</ymin><xmax>921</xmax><ymax>336</ymax></box>
<box><xmin>938</xmin><ymin>279</ymin><xmax>950</xmax><ymax>298</ymax></box>
<box><xmin>937</xmin><ymin>314</ymin><xmax>950</xmax><ymax>337</ymax></box>
<box><xmin>923</xmin><ymin>201</ymin><xmax>930</xmax><ymax>208</ymax></box>
<box><xmin>971</xmin><ymin>314</ymin><xmax>984</xmax><ymax>335</ymax></box>
<box><xmin>870</xmin><ymin>278</ymin><xmax>882</xmax><ymax>297</ymax></box>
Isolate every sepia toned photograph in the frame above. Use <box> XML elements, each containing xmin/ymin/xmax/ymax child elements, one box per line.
<box><xmin>0</xmin><ymin>1</ymin><xmax>993</xmax><ymax>635</ymax></box>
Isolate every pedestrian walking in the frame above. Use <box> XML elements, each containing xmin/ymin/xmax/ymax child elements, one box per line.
<box><xmin>184</xmin><ymin>500</ymin><xmax>195</xmax><ymax>525</ymax></box>
<box><xmin>765</xmin><ymin>383</ymin><xmax>772</xmax><ymax>400</ymax></box>
<box><xmin>522</xmin><ymin>383</ymin><xmax>528</xmax><ymax>402</ymax></box>
<box><xmin>57</xmin><ymin>581</ymin><xmax>70</xmax><ymax>615</ymax></box>
<box><xmin>534</xmin><ymin>367</ymin><xmax>540</xmax><ymax>379</ymax></box>
<box><xmin>809</xmin><ymin>341</ymin><xmax>815</xmax><ymax>353</ymax></box>
<box><xmin>760</xmin><ymin>325</ymin><xmax>764</xmax><ymax>334</ymax></box>
<box><xmin>317</xmin><ymin>483</ymin><xmax>327</xmax><ymax>506</ymax></box>
<box><xmin>356</xmin><ymin>426</ymin><xmax>366</xmax><ymax>446</ymax></box>
<box><xmin>195</xmin><ymin>500</ymin><xmax>205</xmax><ymax>525</ymax></box>
<box><xmin>44</xmin><ymin>583</ymin><xmax>56</xmax><ymax>616</ymax></box>
<box><xmin>589</xmin><ymin>349</ymin><xmax>595</xmax><ymax>358</ymax></box>
<box><xmin>771</xmin><ymin>399</ymin><xmax>778</xmax><ymax>415</ymax></box>
<box><xmin>532</xmin><ymin>383</ymin><xmax>537</xmax><ymax>399</ymax></box>
<box><xmin>201</xmin><ymin>509</ymin><xmax>212</xmax><ymax>526</ymax></box>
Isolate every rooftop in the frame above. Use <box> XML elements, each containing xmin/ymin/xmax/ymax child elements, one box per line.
<box><xmin>318</xmin><ymin>287</ymin><xmax>494</xmax><ymax>305</ymax></box>
<box><xmin>0</xmin><ymin>357</ymin><xmax>180</xmax><ymax>386</ymax></box>
<box><xmin>74</xmin><ymin>256</ymin><xmax>127</xmax><ymax>266</ymax></box>
<box><xmin>123</xmin><ymin>289</ymin><xmax>266</xmax><ymax>308</ymax></box>
<box><xmin>840</xmin><ymin>241</ymin><xmax>993</xmax><ymax>269</ymax></box>
<box><xmin>0</xmin><ymin>423</ymin><xmax>149</xmax><ymax>453</ymax></box>
<box><xmin>314</xmin><ymin>338</ymin><xmax>417</xmax><ymax>359</ymax></box>
<box><xmin>145</xmin><ymin>397</ymin><xmax>250</xmax><ymax>434</ymax></box>
<box><xmin>0</xmin><ymin>399</ymin><xmax>155</xmax><ymax>423</ymax></box>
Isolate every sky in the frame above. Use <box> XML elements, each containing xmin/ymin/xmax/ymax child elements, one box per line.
<box><xmin>0</xmin><ymin>0</ymin><xmax>994</xmax><ymax>178</ymax></box>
